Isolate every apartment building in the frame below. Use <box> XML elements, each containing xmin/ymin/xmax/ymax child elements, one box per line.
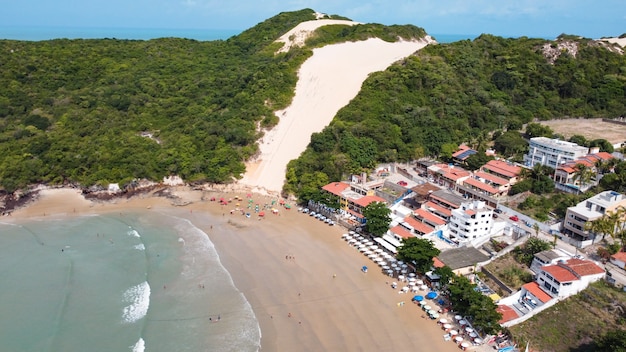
<box><xmin>447</xmin><ymin>200</ymin><xmax>494</xmax><ymax>245</ymax></box>
<box><xmin>523</xmin><ymin>137</ymin><xmax>589</xmax><ymax>169</ymax></box>
<box><xmin>562</xmin><ymin>190</ymin><xmax>626</xmax><ymax>247</ymax></box>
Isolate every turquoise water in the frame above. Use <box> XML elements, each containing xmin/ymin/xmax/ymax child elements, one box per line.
<box><xmin>0</xmin><ymin>27</ymin><xmax>242</xmax><ymax>41</ymax></box>
<box><xmin>0</xmin><ymin>26</ymin><xmax>481</xmax><ymax>43</ymax></box>
<box><xmin>0</xmin><ymin>212</ymin><xmax>260</xmax><ymax>352</ymax></box>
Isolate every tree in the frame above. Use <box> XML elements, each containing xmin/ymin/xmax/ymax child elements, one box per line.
<box><xmin>362</xmin><ymin>201</ymin><xmax>391</xmax><ymax>236</ymax></box>
<box><xmin>397</xmin><ymin>237</ymin><xmax>440</xmax><ymax>273</ymax></box>
<box><xmin>572</xmin><ymin>163</ymin><xmax>595</xmax><ymax>189</ymax></box>
<box><xmin>446</xmin><ymin>274</ymin><xmax>502</xmax><ymax>335</ymax></box>
<box><xmin>433</xmin><ymin>265</ymin><xmax>455</xmax><ymax>287</ymax></box>
<box><xmin>525</xmin><ymin>122</ymin><xmax>554</xmax><ymax>138</ymax></box>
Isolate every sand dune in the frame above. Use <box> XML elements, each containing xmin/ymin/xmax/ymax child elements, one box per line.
<box><xmin>240</xmin><ymin>20</ymin><xmax>434</xmax><ymax>194</ymax></box>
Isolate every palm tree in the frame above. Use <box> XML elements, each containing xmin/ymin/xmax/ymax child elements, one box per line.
<box><xmin>572</xmin><ymin>163</ymin><xmax>595</xmax><ymax>190</ymax></box>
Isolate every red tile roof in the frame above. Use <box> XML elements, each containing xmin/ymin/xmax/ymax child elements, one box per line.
<box><xmin>322</xmin><ymin>182</ymin><xmax>350</xmax><ymax>196</ymax></box>
<box><xmin>564</xmin><ymin>258</ymin><xmax>605</xmax><ymax>276</ymax></box>
<box><xmin>496</xmin><ymin>305</ymin><xmax>519</xmax><ymax>324</ymax></box>
<box><xmin>465</xmin><ymin>209</ymin><xmax>477</xmax><ymax>216</ymax></box>
<box><xmin>611</xmin><ymin>251</ymin><xmax>626</xmax><ymax>262</ymax></box>
<box><xmin>413</xmin><ymin>208</ymin><xmax>447</xmax><ymax>226</ymax></box>
<box><xmin>522</xmin><ymin>282</ymin><xmax>552</xmax><ymax>303</ymax></box>
<box><xmin>483</xmin><ymin>160</ymin><xmax>522</xmax><ymax>178</ymax></box>
<box><xmin>433</xmin><ymin>257</ymin><xmax>445</xmax><ymax>268</ymax></box>
<box><xmin>424</xmin><ymin>201</ymin><xmax>452</xmax><ymax>217</ymax></box>
<box><xmin>464</xmin><ymin>178</ymin><xmax>500</xmax><ymax>195</ymax></box>
<box><xmin>474</xmin><ymin>171</ymin><xmax>509</xmax><ymax>185</ymax></box>
<box><xmin>354</xmin><ymin>195</ymin><xmax>387</xmax><ymax>207</ymax></box>
<box><xmin>542</xmin><ymin>265</ymin><xmax>578</xmax><ymax>283</ymax></box>
<box><xmin>403</xmin><ymin>215</ymin><xmax>435</xmax><ymax>235</ymax></box>
<box><xmin>390</xmin><ymin>225</ymin><xmax>414</xmax><ymax>239</ymax></box>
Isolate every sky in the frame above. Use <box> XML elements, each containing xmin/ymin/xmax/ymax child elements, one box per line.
<box><xmin>2</xmin><ymin>0</ymin><xmax>625</xmax><ymax>39</ymax></box>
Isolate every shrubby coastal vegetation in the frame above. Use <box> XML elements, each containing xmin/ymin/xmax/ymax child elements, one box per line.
<box><xmin>0</xmin><ymin>9</ymin><xmax>425</xmax><ymax>192</ymax></box>
<box><xmin>285</xmin><ymin>34</ymin><xmax>626</xmax><ymax>200</ymax></box>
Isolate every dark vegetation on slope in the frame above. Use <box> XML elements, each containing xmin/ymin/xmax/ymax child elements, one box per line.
<box><xmin>285</xmin><ymin>34</ymin><xmax>626</xmax><ymax>200</ymax></box>
<box><xmin>0</xmin><ymin>9</ymin><xmax>426</xmax><ymax>192</ymax></box>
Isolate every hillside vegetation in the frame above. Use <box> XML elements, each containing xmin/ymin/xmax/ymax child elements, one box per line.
<box><xmin>285</xmin><ymin>34</ymin><xmax>626</xmax><ymax>199</ymax></box>
<box><xmin>0</xmin><ymin>9</ymin><xmax>426</xmax><ymax>192</ymax></box>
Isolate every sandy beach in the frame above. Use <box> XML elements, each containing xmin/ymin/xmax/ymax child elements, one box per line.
<box><xmin>6</xmin><ymin>188</ymin><xmax>461</xmax><ymax>351</ymax></box>
<box><xmin>2</xmin><ymin>17</ymin><xmax>465</xmax><ymax>352</ymax></box>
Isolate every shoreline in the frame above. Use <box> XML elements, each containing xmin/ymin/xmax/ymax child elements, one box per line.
<box><xmin>5</xmin><ymin>187</ymin><xmax>461</xmax><ymax>351</ymax></box>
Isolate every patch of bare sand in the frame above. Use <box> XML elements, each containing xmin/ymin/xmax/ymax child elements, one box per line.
<box><xmin>240</xmin><ymin>20</ymin><xmax>434</xmax><ymax>193</ymax></box>
<box><xmin>538</xmin><ymin>118</ymin><xmax>626</xmax><ymax>145</ymax></box>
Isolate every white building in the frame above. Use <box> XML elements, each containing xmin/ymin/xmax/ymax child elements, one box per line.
<box><xmin>523</xmin><ymin>137</ymin><xmax>589</xmax><ymax>169</ymax></box>
<box><xmin>530</xmin><ymin>249</ymin><xmax>571</xmax><ymax>274</ymax></box>
<box><xmin>562</xmin><ymin>190</ymin><xmax>626</xmax><ymax>247</ymax></box>
<box><xmin>536</xmin><ymin>258</ymin><xmax>605</xmax><ymax>298</ymax></box>
<box><xmin>447</xmin><ymin>200</ymin><xmax>494</xmax><ymax>246</ymax></box>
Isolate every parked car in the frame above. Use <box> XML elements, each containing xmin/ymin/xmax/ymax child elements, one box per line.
<box><xmin>494</xmin><ymin>208</ymin><xmax>503</xmax><ymax>214</ymax></box>
<box><xmin>509</xmin><ymin>215</ymin><xmax>519</xmax><ymax>222</ymax></box>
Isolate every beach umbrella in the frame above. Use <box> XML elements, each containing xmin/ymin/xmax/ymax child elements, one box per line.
<box><xmin>449</xmin><ymin>330</ymin><xmax>458</xmax><ymax>336</ymax></box>
<box><xmin>382</xmin><ymin>265</ymin><xmax>390</xmax><ymax>270</ymax></box>
<box><xmin>439</xmin><ymin>318</ymin><xmax>448</xmax><ymax>324</ymax></box>
<box><xmin>459</xmin><ymin>319</ymin><xmax>467</xmax><ymax>326</ymax></box>
<box><xmin>423</xmin><ymin>305</ymin><xmax>432</xmax><ymax>311</ymax></box>
<box><xmin>361</xmin><ymin>266</ymin><xmax>368</xmax><ymax>272</ymax></box>
<box><xmin>419</xmin><ymin>300</ymin><xmax>427</xmax><ymax>306</ymax></box>
<box><xmin>369</xmin><ymin>245</ymin><xmax>378</xmax><ymax>250</ymax></box>
<box><xmin>473</xmin><ymin>338</ymin><xmax>483</xmax><ymax>344</ymax></box>
<box><xmin>426</xmin><ymin>291</ymin><xmax>438</xmax><ymax>299</ymax></box>
<box><xmin>416</xmin><ymin>279</ymin><xmax>423</xmax><ymax>285</ymax></box>
<box><xmin>454</xmin><ymin>315</ymin><xmax>462</xmax><ymax>321</ymax></box>
<box><xmin>408</xmin><ymin>277</ymin><xmax>416</xmax><ymax>282</ymax></box>
<box><xmin>408</xmin><ymin>272</ymin><xmax>416</xmax><ymax>277</ymax></box>
<box><xmin>443</xmin><ymin>323</ymin><xmax>452</xmax><ymax>330</ymax></box>
<box><xmin>349</xmin><ymin>230</ymin><xmax>356</xmax><ymax>235</ymax></box>
<box><xmin>461</xmin><ymin>342</ymin><xmax>470</xmax><ymax>350</ymax></box>
<box><xmin>397</xmin><ymin>261</ymin><xmax>404</xmax><ymax>265</ymax></box>
<box><xmin>401</xmin><ymin>269</ymin><xmax>408</xmax><ymax>274</ymax></box>
<box><xmin>454</xmin><ymin>336</ymin><xmax>464</xmax><ymax>343</ymax></box>
<box><xmin>375</xmin><ymin>248</ymin><xmax>384</xmax><ymax>254</ymax></box>
<box><xmin>465</xmin><ymin>327</ymin><xmax>474</xmax><ymax>333</ymax></box>
<box><xmin>420</xmin><ymin>284</ymin><xmax>428</xmax><ymax>290</ymax></box>
<box><xmin>402</xmin><ymin>286</ymin><xmax>409</xmax><ymax>292</ymax></box>
<box><xmin>469</xmin><ymin>332</ymin><xmax>477</xmax><ymax>338</ymax></box>
<box><xmin>430</xmin><ymin>313</ymin><xmax>439</xmax><ymax>320</ymax></box>
<box><xmin>413</xmin><ymin>295</ymin><xmax>424</xmax><ymax>302</ymax></box>
<box><xmin>398</xmin><ymin>275</ymin><xmax>405</xmax><ymax>281</ymax></box>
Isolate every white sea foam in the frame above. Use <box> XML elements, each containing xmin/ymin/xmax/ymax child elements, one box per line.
<box><xmin>127</xmin><ymin>229</ymin><xmax>140</xmax><ymax>238</ymax></box>
<box><xmin>134</xmin><ymin>243</ymin><xmax>145</xmax><ymax>251</ymax></box>
<box><xmin>131</xmin><ymin>338</ymin><xmax>145</xmax><ymax>352</ymax></box>
<box><xmin>122</xmin><ymin>281</ymin><xmax>150</xmax><ymax>323</ymax></box>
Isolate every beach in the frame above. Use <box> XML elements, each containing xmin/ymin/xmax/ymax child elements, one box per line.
<box><xmin>1</xmin><ymin>18</ymin><xmax>461</xmax><ymax>352</ymax></box>
<box><xmin>5</xmin><ymin>187</ymin><xmax>461</xmax><ymax>351</ymax></box>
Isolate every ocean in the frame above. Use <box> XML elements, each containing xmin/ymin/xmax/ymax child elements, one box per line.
<box><xmin>0</xmin><ymin>26</ymin><xmax>477</xmax><ymax>43</ymax></box>
<box><xmin>0</xmin><ymin>211</ymin><xmax>260</xmax><ymax>352</ymax></box>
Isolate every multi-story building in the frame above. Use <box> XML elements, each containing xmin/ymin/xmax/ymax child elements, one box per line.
<box><xmin>535</xmin><ymin>258</ymin><xmax>605</xmax><ymax>298</ymax></box>
<box><xmin>562</xmin><ymin>190</ymin><xmax>626</xmax><ymax>247</ymax></box>
<box><xmin>447</xmin><ymin>200</ymin><xmax>494</xmax><ymax>245</ymax></box>
<box><xmin>523</xmin><ymin>137</ymin><xmax>589</xmax><ymax>169</ymax></box>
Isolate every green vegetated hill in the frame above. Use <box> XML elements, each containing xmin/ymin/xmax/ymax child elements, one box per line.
<box><xmin>285</xmin><ymin>34</ymin><xmax>626</xmax><ymax>199</ymax></box>
<box><xmin>0</xmin><ymin>9</ymin><xmax>426</xmax><ymax>192</ymax></box>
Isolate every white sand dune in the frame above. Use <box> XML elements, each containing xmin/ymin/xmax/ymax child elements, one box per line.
<box><xmin>240</xmin><ymin>20</ymin><xmax>434</xmax><ymax>194</ymax></box>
